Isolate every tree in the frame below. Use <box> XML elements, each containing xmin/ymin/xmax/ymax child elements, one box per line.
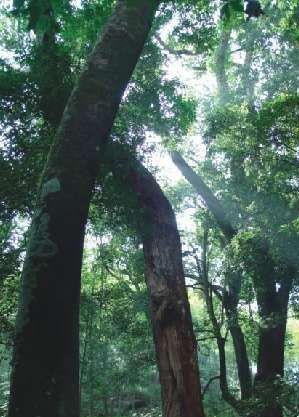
<box><xmin>8</xmin><ymin>2</ymin><xmax>160</xmax><ymax>416</ymax></box>
<box><xmin>5</xmin><ymin>0</ymin><xmax>207</xmax><ymax>416</ymax></box>
<box><xmin>106</xmin><ymin>151</ymin><xmax>205</xmax><ymax>416</ymax></box>
<box><xmin>3</xmin><ymin>0</ymin><xmax>299</xmax><ymax>416</ymax></box>
<box><xmin>171</xmin><ymin>151</ymin><xmax>292</xmax><ymax>417</ymax></box>
<box><xmin>160</xmin><ymin>2</ymin><xmax>299</xmax><ymax>415</ymax></box>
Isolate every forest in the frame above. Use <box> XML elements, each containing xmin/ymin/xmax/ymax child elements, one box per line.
<box><xmin>1</xmin><ymin>0</ymin><xmax>299</xmax><ymax>416</ymax></box>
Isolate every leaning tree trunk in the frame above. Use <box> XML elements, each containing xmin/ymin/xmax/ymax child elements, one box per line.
<box><xmin>8</xmin><ymin>2</ymin><xmax>159</xmax><ymax>417</ymax></box>
<box><xmin>171</xmin><ymin>151</ymin><xmax>292</xmax><ymax>417</ymax></box>
<box><xmin>170</xmin><ymin>151</ymin><xmax>252</xmax><ymax>400</ymax></box>
<box><xmin>115</xmin><ymin>156</ymin><xmax>205</xmax><ymax>417</ymax></box>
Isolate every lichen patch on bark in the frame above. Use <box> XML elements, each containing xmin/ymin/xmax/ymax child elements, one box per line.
<box><xmin>41</xmin><ymin>177</ymin><xmax>61</xmax><ymax>200</ymax></box>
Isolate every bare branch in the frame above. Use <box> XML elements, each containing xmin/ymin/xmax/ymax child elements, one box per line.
<box><xmin>170</xmin><ymin>151</ymin><xmax>236</xmax><ymax>242</ymax></box>
<box><xmin>202</xmin><ymin>376</ymin><xmax>220</xmax><ymax>397</ymax></box>
<box><xmin>197</xmin><ymin>336</ymin><xmax>217</xmax><ymax>342</ymax></box>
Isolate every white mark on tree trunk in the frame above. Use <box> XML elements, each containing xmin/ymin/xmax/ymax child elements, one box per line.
<box><xmin>41</xmin><ymin>177</ymin><xmax>61</xmax><ymax>200</ymax></box>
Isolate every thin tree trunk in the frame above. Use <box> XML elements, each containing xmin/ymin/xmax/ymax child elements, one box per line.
<box><xmin>117</xmin><ymin>157</ymin><xmax>205</xmax><ymax>417</ymax></box>
<box><xmin>222</xmin><ymin>274</ymin><xmax>252</xmax><ymax>399</ymax></box>
<box><xmin>8</xmin><ymin>2</ymin><xmax>159</xmax><ymax>417</ymax></box>
<box><xmin>170</xmin><ymin>152</ymin><xmax>253</xmax><ymax>401</ymax></box>
<box><xmin>171</xmin><ymin>151</ymin><xmax>293</xmax><ymax>417</ymax></box>
<box><xmin>201</xmin><ymin>230</ymin><xmax>238</xmax><ymax>408</ymax></box>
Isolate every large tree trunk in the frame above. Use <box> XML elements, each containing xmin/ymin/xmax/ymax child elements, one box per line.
<box><xmin>253</xmin><ymin>260</ymin><xmax>292</xmax><ymax>383</ymax></box>
<box><xmin>8</xmin><ymin>2</ymin><xmax>159</xmax><ymax>417</ymax></box>
<box><xmin>120</xmin><ymin>158</ymin><xmax>205</xmax><ymax>417</ymax></box>
<box><xmin>252</xmin><ymin>254</ymin><xmax>293</xmax><ymax>417</ymax></box>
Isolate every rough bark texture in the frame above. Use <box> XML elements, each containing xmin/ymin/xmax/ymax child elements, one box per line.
<box><xmin>124</xmin><ymin>159</ymin><xmax>205</xmax><ymax>417</ymax></box>
<box><xmin>8</xmin><ymin>2</ymin><xmax>159</xmax><ymax>417</ymax></box>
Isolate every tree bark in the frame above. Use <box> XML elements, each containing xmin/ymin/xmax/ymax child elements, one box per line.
<box><xmin>121</xmin><ymin>158</ymin><xmax>205</xmax><ymax>417</ymax></box>
<box><xmin>8</xmin><ymin>2</ymin><xmax>159</xmax><ymax>417</ymax></box>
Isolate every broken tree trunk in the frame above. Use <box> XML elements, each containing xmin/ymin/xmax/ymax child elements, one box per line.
<box><xmin>111</xmin><ymin>155</ymin><xmax>205</xmax><ymax>417</ymax></box>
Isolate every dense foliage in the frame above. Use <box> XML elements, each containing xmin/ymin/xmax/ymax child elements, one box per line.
<box><xmin>1</xmin><ymin>0</ymin><xmax>299</xmax><ymax>416</ymax></box>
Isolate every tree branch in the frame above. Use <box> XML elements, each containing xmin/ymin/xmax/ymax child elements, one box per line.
<box><xmin>215</xmin><ymin>29</ymin><xmax>231</xmax><ymax>102</ymax></box>
<box><xmin>170</xmin><ymin>151</ymin><xmax>236</xmax><ymax>241</ymax></box>
<box><xmin>155</xmin><ymin>34</ymin><xmax>198</xmax><ymax>57</ymax></box>
<box><xmin>202</xmin><ymin>376</ymin><xmax>220</xmax><ymax>397</ymax></box>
